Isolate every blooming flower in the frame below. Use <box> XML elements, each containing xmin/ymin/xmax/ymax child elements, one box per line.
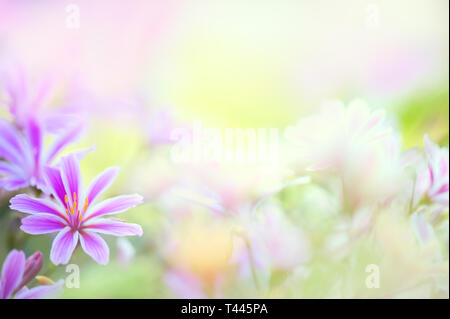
<box><xmin>0</xmin><ymin>117</ymin><xmax>84</xmax><ymax>191</ymax></box>
<box><xmin>1</xmin><ymin>67</ymin><xmax>51</xmax><ymax>129</ymax></box>
<box><xmin>284</xmin><ymin>99</ymin><xmax>413</xmax><ymax>210</ymax></box>
<box><xmin>0</xmin><ymin>249</ymin><xmax>63</xmax><ymax>299</ymax></box>
<box><xmin>414</xmin><ymin>134</ymin><xmax>449</xmax><ymax>207</ymax></box>
<box><xmin>231</xmin><ymin>203</ymin><xmax>310</xmax><ymax>282</ymax></box>
<box><xmin>10</xmin><ymin>153</ymin><xmax>144</xmax><ymax>265</ymax></box>
<box><xmin>284</xmin><ymin>99</ymin><xmax>391</xmax><ymax>172</ymax></box>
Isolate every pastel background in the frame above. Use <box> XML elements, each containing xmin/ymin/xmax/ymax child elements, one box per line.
<box><xmin>0</xmin><ymin>0</ymin><xmax>448</xmax><ymax>298</ymax></box>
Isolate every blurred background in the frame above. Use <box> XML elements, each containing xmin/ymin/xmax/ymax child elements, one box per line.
<box><xmin>0</xmin><ymin>0</ymin><xmax>448</xmax><ymax>298</ymax></box>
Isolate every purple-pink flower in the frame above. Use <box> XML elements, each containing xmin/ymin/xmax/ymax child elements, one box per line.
<box><xmin>0</xmin><ymin>118</ymin><xmax>84</xmax><ymax>191</ymax></box>
<box><xmin>0</xmin><ymin>249</ymin><xmax>63</xmax><ymax>299</ymax></box>
<box><xmin>10</xmin><ymin>154</ymin><xmax>143</xmax><ymax>265</ymax></box>
<box><xmin>414</xmin><ymin>134</ymin><xmax>449</xmax><ymax>207</ymax></box>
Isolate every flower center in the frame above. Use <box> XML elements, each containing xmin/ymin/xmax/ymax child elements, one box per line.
<box><xmin>64</xmin><ymin>192</ymin><xmax>89</xmax><ymax>221</ymax></box>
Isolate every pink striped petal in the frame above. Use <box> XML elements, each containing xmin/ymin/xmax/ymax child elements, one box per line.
<box><xmin>0</xmin><ymin>250</ymin><xmax>25</xmax><ymax>299</ymax></box>
<box><xmin>84</xmin><ymin>218</ymin><xmax>143</xmax><ymax>237</ymax></box>
<box><xmin>50</xmin><ymin>227</ymin><xmax>79</xmax><ymax>265</ymax></box>
<box><xmin>85</xmin><ymin>167</ymin><xmax>120</xmax><ymax>208</ymax></box>
<box><xmin>0</xmin><ymin>119</ymin><xmax>25</xmax><ymax>163</ymax></box>
<box><xmin>43</xmin><ymin>119</ymin><xmax>84</xmax><ymax>164</ymax></box>
<box><xmin>21</xmin><ymin>214</ymin><xmax>66</xmax><ymax>235</ymax></box>
<box><xmin>43</xmin><ymin>166</ymin><xmax>67</xmax><ymax>205</ymax></box>
<box><xmin>10</xmin><ymin>194</ymin><xmax>64</xmax><ymax>217</ymax></box>
<box><xmin>85</xmin><ymin>194</ymin><xmax>143</xmax><ymax>220</ymax></box>
<box><xmin>14</xmin><ymin>279</ymin><xmax>64</xmax><ymax>299</ymax></box>
<box><xmin>60</xmin><ymin>154</ymin><xmax>82</xmax><ymax>205</ymax></box>
<box><xmin>24</xmin><ymin>119</ymin><xmax>43</xmax><ymax>169</ymax></box>
<box><xmin>1</xmin><ymin>177</ymin><xmax>29</xmax><ymax>191</ymax></box>
<box><xmin>79</xmin><ymin>231</ymin><xmax>109</xmax><ymax>265</ymax></box>
<box><xmin>0</xmin><ymin>161</ymin><xmax>22</xmax><ymax>176</ymax></box>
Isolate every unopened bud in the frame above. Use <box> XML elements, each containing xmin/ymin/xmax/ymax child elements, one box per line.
<box><xmin>20</xmin><ymin>251</ymin><xmax>43</xmax><ymax>288</ymax></box>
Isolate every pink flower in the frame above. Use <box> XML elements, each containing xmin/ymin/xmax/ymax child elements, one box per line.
<box><xmin>10</xmin><ymin>154</ymin><xmax>143</xmax><ymax>265</ymax></box>
<box><xmin>0</xmin><ymin>250</ymin><xmax>63</xmax><ymax>299</ymax></box>
<box><xmin>285</xmin><ymin>99</ymin><xmax>390</xmax><ymax>172</ymax></box>
<box><xmin>0</xmin><ymin>117</ymin><xmax>84</xmax><ymax>191</ymax></box>
<box><xmin>164</xmin><ymin>269</ymin><xmax>207</xmax><ymax>299</ymax></box>
<box><xmin>414</xmin><ymin>134</ymin><xmax>449</xmax><ymax>206</ymax></box>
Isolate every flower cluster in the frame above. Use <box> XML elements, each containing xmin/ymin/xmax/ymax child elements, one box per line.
<box><xmin>1</xmin><ymin>71</ymin><xmax>144</xmax><ymax>298</ymax></box>
<box><xmin>1</xmin><ymin>69</ymin><xmax>448</xmax><ymax>299</ymax></box>
<box><xmin>151</xmin><ymin>99</ymin><xmax>448</xmax><ymax>299</ymax></box>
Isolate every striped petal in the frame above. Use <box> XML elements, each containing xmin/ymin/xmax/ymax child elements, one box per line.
<box><xmin>60</xmin><ymin>154</ymin><xmax>82</xmax><ymax>206</ymax></box>
<box><xmin>21</xmin><ymin>214</ymin><xmax>66</xmax><ymax>235</ymax></box>
<box><xmin>14</xmin><ymin>279</ymin><xmax>64</xmax><ymax>299</ymax></box>
<box><xmin>10</xmin><ymin>194</ymin><xmax>64</xmax><ymax>217</ymax></box>
<box><xmin>43</xmin><ymin>166</ymin><xmax>67</xmax><ymax>206</ymax></box>
<box><xmin>43</xmin><ymin>119</ymin><xmax>84</xmax><ymax>164</ymax></box>
<box><xmin>84</xmin><ymin>218</ymin><xmax>143</xmax><ymax>237</ymax></box>
<box><xmin>0</xmin><ymin>250</ymin><xmax>25</xmax><ymax>299</ymax></box>
<box><xmin>84</xmin><ymin>167</ymin><xmax>120</xmax><ymax>208</ymax></box>
<box><xmin>79</xmin><ymin>231</ymin><xmax>109</xmax><ymax>265</ymax></box>
<box><xmin>84</xmin><ymin>194</ymin><xmax>143</xmax><ymax>220</ymax></box>
<box><xmin>50</xmin><ymin>227</ymin><xmax>79</xmax><ymax>265</ymax></box>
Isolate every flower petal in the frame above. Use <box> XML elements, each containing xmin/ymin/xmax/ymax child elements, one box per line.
<box><xmin>0</xmin><ymin>176</ymin><xmax>29</xmax><ymax>191</ymax></box>
<box><xmin>79</xmin><ymin>231</ymin><xmax>109</xmax><ymax>265</ymax></box>
<box><xmin>85</xmin><ymin>194</ymin><xmax>143</xmax><ymax>220</ymax></box>
<box><xmin>0</xmin><ymin>161</ymin><xmax>22</xmax><ymax>176</ymax></box>
<box><xmin>424</xmin><ymin>134</ymin><xmax>439</xmax><ymax>162</ymax></box>
<box><xmin>0</xmin><ymin>161</ymin><xmax>28</xmax><ymax>191</ymax></box>
<box><xmin>24</xmin><ymin>118</ymin><xmax>43</xmax><ymax>168</ymax></box>
<box><xmin>0</xmin><ymin>119</ymin><xmax>26</xmax><ymax>164</ymax></box>
<box><xmin>50</xmin><ymin>227</ymin><xmax>79</xmax><ymax>265</ymax></box>
<box><xmin>84</xmin><ymin>218</ymin><xmax>143</xmax><ymax>237</ymax></box>
<box><xmin>0</xmin><ymin>249</ymin><xmax>25</xmax><ymax>299</ymax></box>
<box><xmin>60</xmin><ymin>154</ymin><xmax>82</xmax><ymax>205</ymax></box>
<box><xmin>84</xmin><ymin>167</ymin><xmax>120</xmax><ymax>208</ymax></box>
<box><xmin>43</xmin><ymin>118</ymin><xmax>85</xmax><ymax>164</ymax></box>
<box><xmin>43</xmin><ymin>166</ymin><xmax>67</xmax><ymax>205</ymax></box>
<box><xmin>10</xmin><ymin>194</ymin><xmax>64</xmax><ymax>217</ymax></box>
<box><xmin>21</xmin><ymin>214</ymin><xmax>66</xmax><ymax>235</ymax></box>
<box><xmin>14</xmin><ymin>279</ymin><xmax>64</xmax><ymax>299</ymax></box>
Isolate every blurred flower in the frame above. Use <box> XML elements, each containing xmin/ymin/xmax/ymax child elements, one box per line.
<box><xmin>0</xmin><ymin>117</ymin><xmax>84</xmax><ymax>191</ymax></box>
<box><xmin>372</xmin><ymin>212</ymin><xmax>448</xmax><ymax>298</ymax></box>
<box><xmin>10</xmin><ymin>154</ymin><xmax>143</xmax><ymax>265</ymax></box>
<box><xmin>1</xmin><ymin>68</ymin><xmax>87</xmax><ymax>133</ymax></box>
<box><xmin>233</xmin><ymin>203</ymin><xmax>310</xmax><ymax>273</ymax></box>
<box><xmin>0</xmin><ymin>249</ymin><xmax>63</xmax><ymax>299</ymax></box>
<box><xmin>164</xmin><ymin>269</ymin><xmax>207</xmax><ymax>299</ymax></box>
<box><xmin>285</xmin><ymin>99</ymin><xmax>390</xmax><ymax>172</ymax></box>
<box><xmin>147</xmin><ymin>108</ymin><xmax>179</xmax><ymax>146</ymax></box>
<box><xmin>1</xmin><ymin>67</ymin><xmax>51</xmax><ymax>129</ymax></box>
<box><xmin>162</xmin><ymin>216</ymin><xmax>232</xmax><ymax>297</ymax></box>
<box><xmin>285</xmin><ymin>99</ymin><xmax>412</xmax><ymax>210</ymax></box>
<box><xmin>117</xmin><ymin>237</ymin><xmax>136</xmax><ymax>266</ymax></box>
<box><xmin>414</xmin><ymin>134</ymin><xmax>449</xmax><ymax>207</ymax></box>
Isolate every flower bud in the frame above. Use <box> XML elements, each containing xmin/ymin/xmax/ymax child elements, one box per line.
<box><xmin>20</xmin><ymin>251</ymin><xmax>43</xmax><ymax>288</ymax></box>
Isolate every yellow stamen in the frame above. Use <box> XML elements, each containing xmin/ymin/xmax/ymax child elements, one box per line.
<box><xmin>64</xmin><ymin>195</ymin><xmax>68</xmax><ymax>203</ymax></box>
<box><xmin>73</xmin><ymin>192</ymin><xmax>77</xmax><ymax>201</ymax></box>
<box><xmin>71</xmin><ymin>207</ymin><xmax>74</xmax><ymax>215</ymax></box>
<box><xmin>83</xmin><ymin>198</ymin><xmax>89</xmax><ymax>211</ymax></box>
<box><xmin>79</xmin><ymin>214</ymin><xmax>83</xmax><ymax>220</ymax></box>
